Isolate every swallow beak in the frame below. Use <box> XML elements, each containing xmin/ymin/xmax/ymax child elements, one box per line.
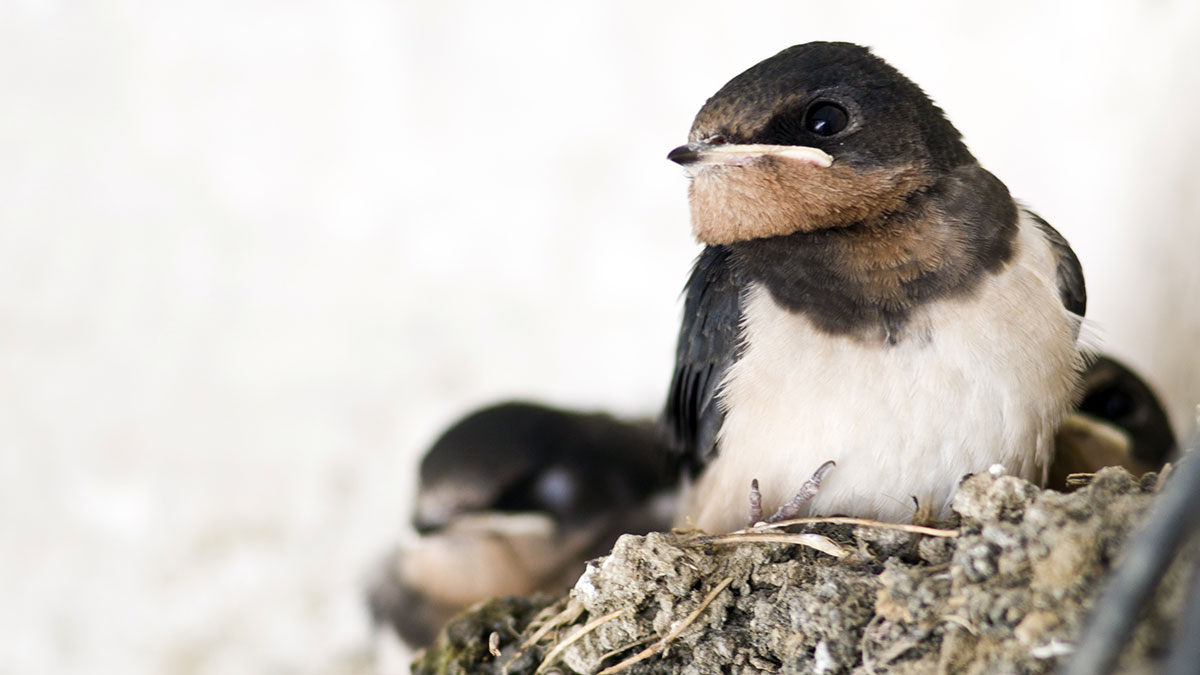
<box><xmin>667</xmin><ymin>141</ymin><xmax>834</xmax><ymax>169</ymax></box>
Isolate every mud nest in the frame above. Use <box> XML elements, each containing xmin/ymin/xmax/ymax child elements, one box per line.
<box><xmin>413</xmin><ymin>467</ymin><xmax>1192</xmax><ymax>674</ymax></box>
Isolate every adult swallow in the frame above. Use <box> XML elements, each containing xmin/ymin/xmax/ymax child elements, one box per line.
<box><xmin>367</xmin><ymin>402</ymin><xmax>673</xmax><ymax>647</ymax></box>
<box><xmin>664</xmin><ymin>42</ymin><xmax>1087</xmax><ymax>533</ymax></box>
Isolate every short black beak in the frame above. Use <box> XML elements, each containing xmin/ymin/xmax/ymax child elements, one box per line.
<box><xmin>667</xmin><ymin>144</ymin><xmax>701</xmax><ymax>166</ymax></box>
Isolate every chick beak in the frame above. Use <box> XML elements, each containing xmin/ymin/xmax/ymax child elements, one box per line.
<box><xmin>667</xmin><ymin>141</ymin><xmax>834</xmax><ymax>169</ymax></box>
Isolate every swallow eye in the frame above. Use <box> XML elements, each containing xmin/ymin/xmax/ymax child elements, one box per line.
<box><xmin>1083</xmin><ymin>386</ymin><xmax>1135</xmax><ymax>422</ymax></box>
<box><xmin>804</xmin><ymin>101</ymin><xmax>849</xmax><ymax>136</ymax></box>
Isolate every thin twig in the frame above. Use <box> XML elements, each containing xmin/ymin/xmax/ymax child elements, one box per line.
<box><xmin>525</xmin><ymin>600</ymin><xmax>570</xmax><ymax>634</ymax></box>
<box><xmin>861</xmin><ymin>614</ymin><xmax>885</xmax><ymax>675</ymax></box>
<box><xmin>879</xmin><ymin>637</ymin><xmax>923</xmax><ymax>664</ymax></box>
<box><xmin>703</xmin><ymin>532</ymin><xmax>848</xmax><ymax>558</ymax></box>
<box><xmin>522</xmin><ymin>599</ymin><xmax>584</xmax><ymax>650</ymax></box>
<box><xmin>595</xmin><ymin>577</ymin><xmax>733</xmax><ymax>675</ymax></box>
<box><xmin>535</xmin><ymin>607</ymin><xmax>629</xmax><ymax>674</ymax></box>
<box><xmin>746</xmin><ymin>516</ymin><xmax>959</xmax><ymax>538</ymax></box>
<box><xmin>504</xmin><ymin>599</ymin><xmax>584</xmax><ymax>673</ymax></box>
<box><xmin>941</xmin><ymin>613</ymin><xmax>978</xmax><ymax>636</ymax></box>
<box><xmin>594</xmin><ymin>635</ymin><xmax>657</xmax><ymax>668</ymax></box>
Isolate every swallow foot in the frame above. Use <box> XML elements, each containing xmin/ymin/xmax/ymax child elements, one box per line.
<box><xmin>747</xmin><ymin>460</ymin><xmax>837</xmax><ymax>527</ymax></box>
<box><xmin>748</xmin><ymin>479</ymin><xmax>764</xmax><ymax>525</ymax></box>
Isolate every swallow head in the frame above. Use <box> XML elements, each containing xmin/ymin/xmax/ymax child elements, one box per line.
<box><xmin>670</xmin><ymin>42</ymin><xmax>975</xmax><ymax>245</ymax></box>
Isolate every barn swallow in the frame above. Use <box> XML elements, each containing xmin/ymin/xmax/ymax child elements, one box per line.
<box><xmin>367</xmin><ymin>402</ymin><xmax>674</xmax><ymax>647</ymax></box>
<box><xmin>1049</xmin><ymin>355</ymin><xmax>1177</xmax><ymax>488</ymax></box>
<box><xmin>664</xmin><ymin>42</ymin><xmax>1088</xmax><ymax>533</ymax></box>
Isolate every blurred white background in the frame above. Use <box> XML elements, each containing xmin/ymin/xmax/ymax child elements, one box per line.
<box><xmin>3</xmin><ymin>1</ymin><xmax>1198</xmax><ymax>673</ymax></box>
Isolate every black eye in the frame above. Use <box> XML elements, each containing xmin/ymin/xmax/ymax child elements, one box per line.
<box><xmin>1081</xmin><ymin>386</ymin><xmax>1135</xmax><ymax>422</ymax></box>
<box><xmin>804</xmin><ymin>101</ymin><xmax>849</xmax><ymax>136</ymax></box>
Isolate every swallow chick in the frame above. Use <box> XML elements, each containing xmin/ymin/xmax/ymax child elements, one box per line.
<box><xmin>664</xmin><ymin>42</ymin><xmax>1088</xmax><ymax>533</ymax></box>
<box><xmin>1048</xmin><ymin>355</ymin><xmax>1177</xmax><ymax>488</ymax></box>
<box><xmin>367</xmin><ymin>402</ymin><xmax>674</xmax><ymax>648</ymax></box>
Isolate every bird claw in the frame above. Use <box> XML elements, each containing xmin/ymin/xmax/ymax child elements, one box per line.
<box><xmin>748</xmin><ymin>479</ymin><xmax>764</xmax><ymax>525</ymax></box>
<box><xmin>747</xmin><ymin>460</ymin><xmax>836</xmax><ymax>527</ymax></box>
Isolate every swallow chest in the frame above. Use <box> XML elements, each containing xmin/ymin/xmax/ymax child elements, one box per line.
<box><xmin>682</xmin><ymin>214</ymin><xmax>1082</xmax><ymax>533</ymax></box>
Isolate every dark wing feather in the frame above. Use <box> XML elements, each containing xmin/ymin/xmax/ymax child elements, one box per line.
<box><xmin>1029</xmin><ymin>211</ymin><xmax>1086</xmax><ymax>318</ymax></box>
<box><xmin>663</xmin><ymin>245</ymin><xmax>744</xmax><ymax>474</ymax></box>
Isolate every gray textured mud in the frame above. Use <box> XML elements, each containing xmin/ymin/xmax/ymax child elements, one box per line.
<box><xmin>413</xmin><ymin>467</ymin><xmax>1191</xmax><ymax>674</ymax></box>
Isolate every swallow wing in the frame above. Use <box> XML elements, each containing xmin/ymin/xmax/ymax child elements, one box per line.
<box><xmin>1029</xmin><ymin>211</ymin><xmax>1086</xmax><ymax>319</ymax></box>
<box><xmin>664</xmin><ymin>245</ymin><xmax>744</xmax><ymax>472</ymax></box>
